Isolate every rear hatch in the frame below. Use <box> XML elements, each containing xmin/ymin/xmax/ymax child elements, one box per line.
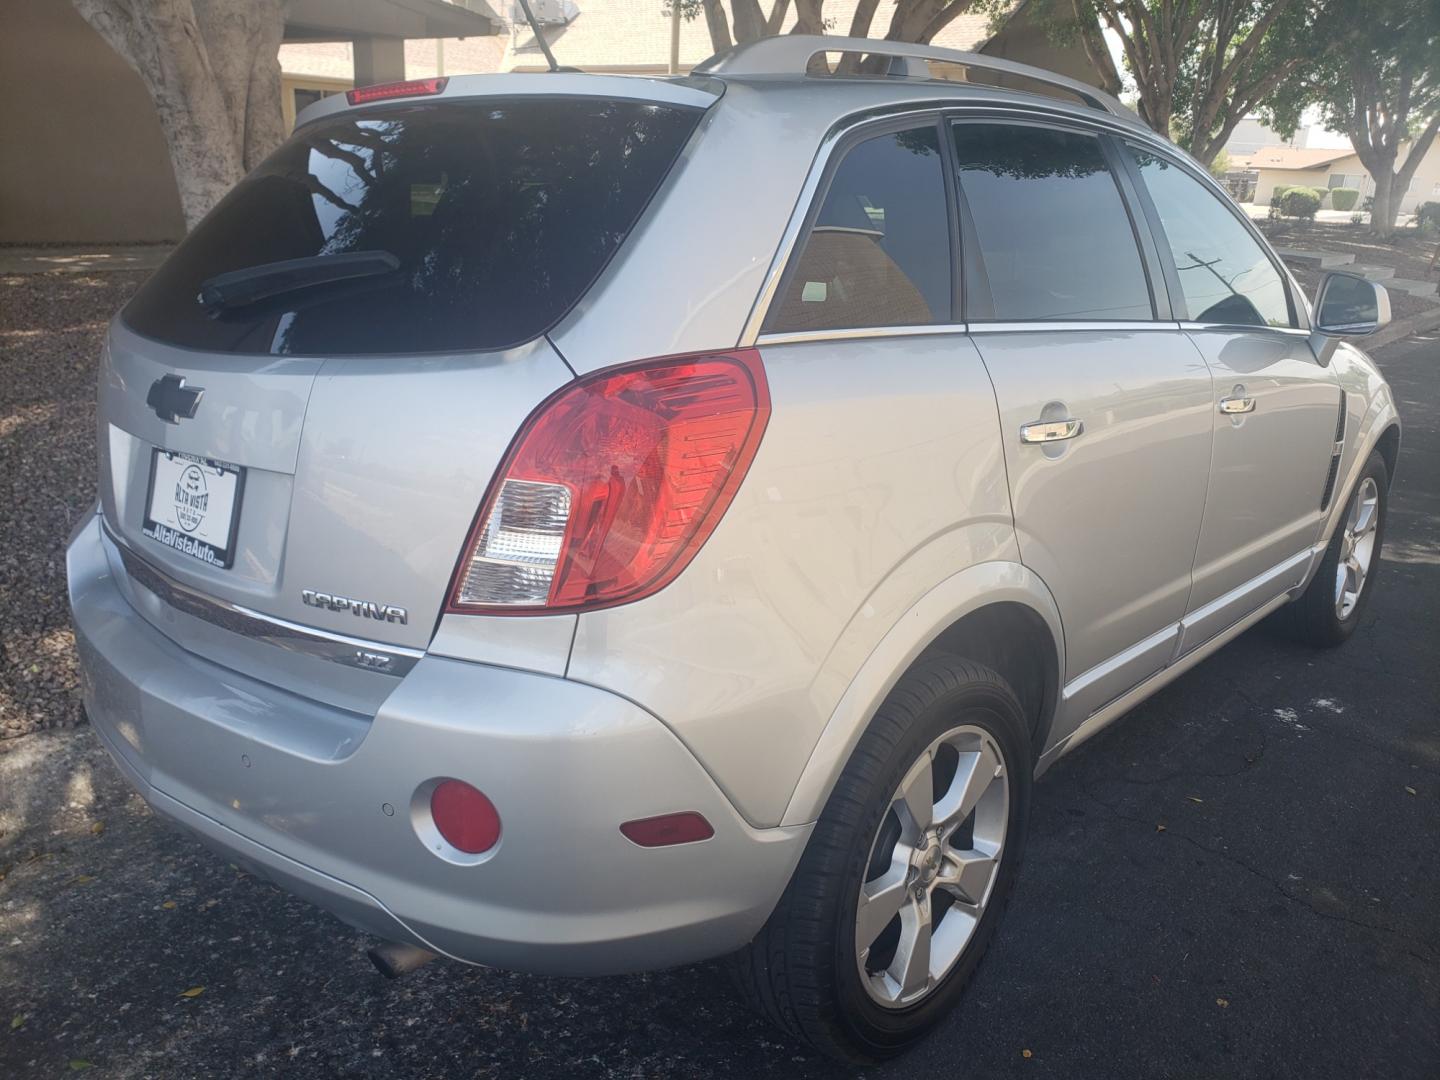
<box><xmin>99</xmin><ymin>85</ymin><xmax>709</xmax><ymax>677</ymax></box>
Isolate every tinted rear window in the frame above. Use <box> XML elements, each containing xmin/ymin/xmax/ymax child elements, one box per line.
<box><xmin>123</xmin><ymin>97</ymin><xmax>701</xmax><ymax>355</ymax></box>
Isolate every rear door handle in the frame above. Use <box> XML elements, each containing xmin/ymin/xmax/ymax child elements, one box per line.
<box><xmin>1019</xmin><ymin>418</ymin><xmax>1083</xmax><ymax>444</ymax></box>
<box><xmin>1218</xmin><ymin>395</ymin><xmax>1255</xmax><ymax>415</ymax></box>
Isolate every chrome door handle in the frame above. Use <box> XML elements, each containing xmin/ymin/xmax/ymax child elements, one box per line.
<box><xmin>1218</xmin><ymin>395</ymin><xmax>1255</xmax><ymax>415</ymax></box>
<box><xmin>1019</xmin><ymin>418</ymin><xmax>1083</xmax><ymax>444</ymax></box>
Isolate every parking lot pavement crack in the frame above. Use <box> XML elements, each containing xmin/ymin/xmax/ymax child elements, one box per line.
<box><xmin>1232</xmin><ymin>686</ymin><xmax>1440</xmax><ymax>779</ymax></box>
<box><xmin>1075</xmin><ymin>783</ymin><xmax>1440</xmax><ymax>965</ymax></box>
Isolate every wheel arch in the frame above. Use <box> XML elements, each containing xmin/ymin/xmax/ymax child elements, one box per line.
<box><xmin>779</xmin><ymin>562</ymin><xmax>1064</xmax><ymax>828</ymax></box>
<box><xmin>1374</xmin><ymin>422</ymin><xmax>1401</xmax><ymax>489</ymax></box>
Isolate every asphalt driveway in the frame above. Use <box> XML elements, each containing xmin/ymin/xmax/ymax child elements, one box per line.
<box><xmin>1</xmin><ymin>314</ymin><xmax>1436</xmax><ymax>1078</ymax></box>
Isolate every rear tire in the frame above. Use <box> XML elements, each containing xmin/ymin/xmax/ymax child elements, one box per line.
<box><xmin>732</xmin><ymin>657</ymin><xmax>1031</xmax><ymax>1062</ymax></box>
<box><xmin>1278</xmin><ymin>449</ymin><xmax>1388</xmax><ymax>648</ymax></box>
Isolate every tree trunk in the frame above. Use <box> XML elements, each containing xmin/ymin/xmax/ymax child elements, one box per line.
<box><xmin>729</xmin><ymin>0</ymin><xmax>769</xmax><ymax>42</ymax></box>
<box><xmin>1368</xmin><ymin>171</ymin><xmax>1396</xmax><ymax>238</ymax></box>
<box><xmin>792</xmin><ymin>0</ymin><xmax>824</xmax><ymax>34</ymax></box>
<box><xmin>700</xmin><ymin>0</ymin><xmax>734</xmax><ymax>53</ymax></box>
<box><xmin>72</xmin><ymin>0</ymin><xmax>287</xmax><ymax>228</ymax></box>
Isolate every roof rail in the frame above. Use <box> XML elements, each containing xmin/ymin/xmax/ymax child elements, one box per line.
<box><xmin>693</xmin><ymin>34</ymin><xmax>1136</xmax><ymax>122</ymax></box>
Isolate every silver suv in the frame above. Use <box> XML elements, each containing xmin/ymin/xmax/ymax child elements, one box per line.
<box><xmin>68</xmin><ymin>36</ymin><xmax>1400</xmax><ymax>1061</ymax></box>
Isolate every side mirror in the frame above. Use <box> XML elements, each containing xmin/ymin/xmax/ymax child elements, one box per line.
<box><xmin>1313</xmin><ymin>272</ymin><xmax>1391</xmax><ymax>337</ymax></box>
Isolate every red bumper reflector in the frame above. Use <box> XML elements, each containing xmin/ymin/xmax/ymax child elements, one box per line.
<box><xmin>430</xmin><ymin>779</ymin><xmax>501</xmax><ymax>854</ymax></box>
<box><xmin>620</xmin><ymin>812</ymin><xmax>715</xmax><ymax>847</ymax></box>
<box><xmin>347</xmin><ymin>77</ymin><xmax>448</xmax><ymax>106</ymax></box>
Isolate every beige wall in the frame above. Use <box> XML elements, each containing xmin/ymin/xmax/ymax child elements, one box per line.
<box><xmin>1401</xmin><ymin>144</ymin><xmax>1440</xmax><ymax>212</ymax></box>
<box><xmin>0</xmin><ymin>0</ymin><xmax>185</xmax><ymax>244</ymax></box>
<box><xmin>1254</xmin><ymin>167</ymin><xmax>1333</xmax><ymax>206</ymax></box>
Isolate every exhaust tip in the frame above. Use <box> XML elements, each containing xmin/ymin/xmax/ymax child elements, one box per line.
<box><xmin>368</xmin><ymin>940</ymin><xmax>439</xmax><ymax>979</ymax></box>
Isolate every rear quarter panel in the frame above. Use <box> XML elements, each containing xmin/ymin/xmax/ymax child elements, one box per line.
<box><xmin>565</xmin><ymin>334</ymin><xmax>1017</xmax><ymax>826</ymax></box>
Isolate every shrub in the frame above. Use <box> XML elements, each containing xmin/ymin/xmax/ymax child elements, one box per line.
<box><xmin>1416</xmin><ymin>201</ymin><xmax>1440</xmax><ymax>235</ymax></box>
<box><xmin>1280</xmin><ymin>186</ymin><xmax>1322</xmax><ymax>220</ymax></box>
<box><xmin>1329</xmin><ymin>186</ymin><xmax>1360</xmax><ymax>212</ymax></box>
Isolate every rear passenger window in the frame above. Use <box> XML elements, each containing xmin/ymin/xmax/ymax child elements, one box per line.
<box><xmin>766</xmin><ymin>125</ymin><xmax>951</xmax><ymax>333</ymax></box>
<box><xmin>952</xmin><ymin>123</ymin><xmax>1153</xmax><ymax>321</ymax></box>
<box><xmin>1126</xmin><ymin>145</ymin><xmax>1294</xmax><ymax>328</ymax></box>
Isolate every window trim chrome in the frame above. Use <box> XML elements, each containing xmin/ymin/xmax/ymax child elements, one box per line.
<box><xmin>969</xmin><ymin>321</ymin><xmax>1185</xmax><ymax>334</ymax></box>
<box><xmin>1178</xmin><ymin>321</ymin><xmax>1314</xmax><ymax>337</ymax></box>
<box><xmin>756</xmin><ymin>323</ymin><xmax>972</xmax><ymax>346</ymax></box>
<box><xmin>102</xmin><ymin>524</ymin><xmax>423</xmax><ymax>677</ymax></box>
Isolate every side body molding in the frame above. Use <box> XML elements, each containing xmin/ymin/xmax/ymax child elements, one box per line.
<box><xmin>779</xmin><ymin>561</ymin><xmax>1065</xmax><ymax>828</ymax></box>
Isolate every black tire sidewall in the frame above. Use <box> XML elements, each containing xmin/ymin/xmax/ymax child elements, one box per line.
<box><xmin>828</xmin><ymin>667</ymin><xmax>1032</xmax><ymax>1056</ymax></box>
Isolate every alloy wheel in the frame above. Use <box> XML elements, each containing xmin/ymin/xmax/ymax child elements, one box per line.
<box><xmin>855</xmin><ymin>724</ymin><xmax>1009</xmax><ymax>1008</ymax></box>
<box><xmin>1334</xmin><ymin>476</ymin><xmax>1380</xmax><ymax>620</ymax></box>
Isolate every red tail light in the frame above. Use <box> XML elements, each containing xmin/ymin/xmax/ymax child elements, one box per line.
<box><xmin>447</xmin><ymin>350</ymin><xmax>770</xmax><ymax>615</ymax></box>
<box><xmin>346</xmin><ymin>77</ymin><xmax>448</xmax><ymax>106</ymax></box>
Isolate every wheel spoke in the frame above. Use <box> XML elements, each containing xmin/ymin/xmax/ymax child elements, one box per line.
<box><xmin>856</xmin><ymin>854</ymin><xmax>910</xmax><ymax>954</ymax></box>
<box><xmin>1347</xmin><ymin>556</ymin><xmax>1363</xmax><ymax>594</ymax></box>
<box><xmin>1352</xmin><ymin>497</ymin><xmax>1377</xmax><ymax>538</ymax></box>
<box><xmin>890</xmin><ymin>894</ymin><xmax>932</xmax><ymax>999</ymax></box>
<box><xmin>934</xmin><ymin>741</ymin><xmax>1000</xmax><ymax>831</ymax></box>
<box><xmin>894</xmin><ymin>752</ymin><xmax>934</xmax><ymax>838</ymax></box>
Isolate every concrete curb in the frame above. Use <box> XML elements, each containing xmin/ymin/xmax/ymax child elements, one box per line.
<box><xmin>1368</xmin><ymin>304</ymin><xmax>1440</xmax><ymax>350</ymax></box>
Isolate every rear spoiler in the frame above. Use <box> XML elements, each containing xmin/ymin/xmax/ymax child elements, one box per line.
<box><xmin>295</xmin><ymin>72</ymin><xmax>724</xmax><ymax>130</ymax></box>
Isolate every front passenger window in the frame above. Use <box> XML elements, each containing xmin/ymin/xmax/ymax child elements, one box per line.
<box><xmin>766</xmin><ymin>125</ymin><xmax>951</xmax><ymax>333</ymax></box>
<box><xmin>1127</xmin><ymin>145</ymin><xmax>1294</xmax><ymax>328</ymax></box>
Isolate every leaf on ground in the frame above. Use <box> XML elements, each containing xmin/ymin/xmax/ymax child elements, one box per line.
<box><xmin>68</xmin><ymin>1062</ymin><xmax>93</xmax><ymax>1072</ymax></box>
<box><xmin>179</xmin><ymin>986</ymin><xmax>205</xmax><ymax>999</ymax></box>
<box><xmin>90</xmin><ymin>822</ymin><xmax>105</xmax><ymax>836</ymax></box>
<box><xmin>1156</xmin><ymin>823</ymin><xmax>1167</xmax><ymax>832</ymax></box>
<box><xmin>72</xmin><ymin>875</ymin><xmax>95</xmax><ymax>886</ymax></box>
<box><xmin>10</xmin><ymin>1014</ymin><xmax>24</xmax><ymax>1030</ymax></box>
<box><xmin>161</xmin><ymin>901</ymin><xmax>177</xmax><ymax>910</ymax></box>
<box><xmin>1216</xmin><ymin>997</ymin><xmax>1230</xmax><ymax>1008</ymax></box>
<box><xmin>1404</xmin><ymin>786</ymin><xmax>1417</xmax><ymax>795</ymax></box>
<box><xmin>1186</xmin><ymin>795</ymin><xmax>1204</xmax><ymax>804</ymax></box>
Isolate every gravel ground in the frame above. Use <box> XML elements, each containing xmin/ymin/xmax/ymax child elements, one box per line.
<box><xmin>0</xmin><ymin>272</ymin><xmax>145</xmax><ymax>739</ymax></box>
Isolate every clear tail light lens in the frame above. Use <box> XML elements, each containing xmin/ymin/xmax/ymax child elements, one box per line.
<box><xmin>447</xmin><ymin>350</ymin><xmax>770</xmax><ymax>615</ymax></box>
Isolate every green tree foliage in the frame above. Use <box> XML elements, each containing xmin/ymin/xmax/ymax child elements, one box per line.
<box><xmin>1263</xmin><ymin>0</ymin><xmax>1440</xmax><ymax>238</ymax></box>
<box><xmin>1000</xmin><ymin>1</ymin><xmax>1331</xmax><ymax>165</ymax></box>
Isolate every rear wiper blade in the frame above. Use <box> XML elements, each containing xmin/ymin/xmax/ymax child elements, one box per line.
<box><xmin>197</xmin><ymin>250</ymin><xmax>400</xmax><ymax>311</ymax></box>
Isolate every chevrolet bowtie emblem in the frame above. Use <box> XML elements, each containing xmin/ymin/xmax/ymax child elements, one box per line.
<box><xmin>146</xmin><ymin>373</ymin><xmax>205</xmax><ymax>424</ymax></box>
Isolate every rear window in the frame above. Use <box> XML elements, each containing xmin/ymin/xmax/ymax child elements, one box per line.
<box><xmin>123</xmin><ymin>97</ymin><xmax>701</xmax><ymax>356</ymax></box>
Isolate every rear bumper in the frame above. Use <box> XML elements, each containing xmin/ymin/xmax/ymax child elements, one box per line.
<box><xmin>68</xmin><ymin>513</ymin><xmax>809</xmax><ymax>974</ymax></box>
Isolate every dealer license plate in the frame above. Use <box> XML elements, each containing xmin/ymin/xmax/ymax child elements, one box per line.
<box><xmin>141</xmin><ymin>450</ymin><xmax>244</xmax><ymax>568</ymax></box>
